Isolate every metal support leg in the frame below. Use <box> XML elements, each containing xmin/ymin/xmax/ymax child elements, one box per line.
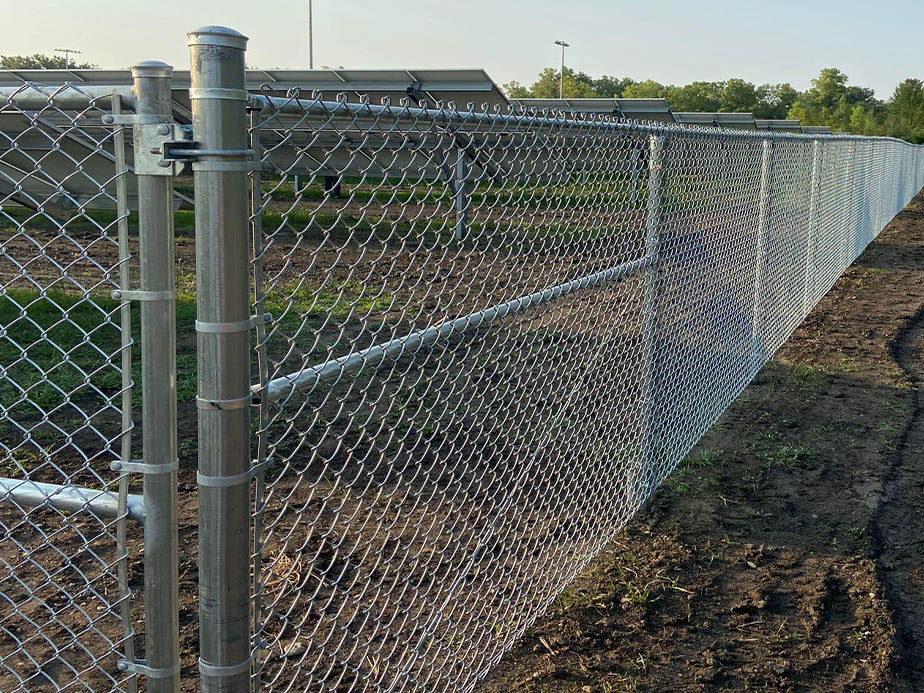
<box><xmin>109</xmin><ymin>92</ymin><xmax>139</xmax><ymax>693</ymax></box>
<box><xmin>131</xmin><ymin>61</ymin><xmax>180</xmax><ymax>693</ymax></box>
<box><xmin>639</xmin><ymin>134</ymin><xmax>665</xmax><ymax>499</ymax></box>
<box><xmin>188</xmin><ymin>26</ymin><xmax>253</xmax><ymax>693</ymax></box>
<box><xmin>324</xmin><ymin>174</ymin><xmax>342</xmax><ymax>198</ymax></box>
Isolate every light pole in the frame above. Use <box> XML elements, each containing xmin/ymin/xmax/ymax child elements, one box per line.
<box><xmin>307</xmin><ymin>0</ymin><xmax>314</xmax><ymax>69</ymax></box>
<box><xmin>54</xmin><ymin>48</ymin><xmax>82</xmax><ymax>69</ymax></box>
<box><xmin>554</xmin><ymin>40</ymin><xmax>569</xmax><ymax>98</ymax></box>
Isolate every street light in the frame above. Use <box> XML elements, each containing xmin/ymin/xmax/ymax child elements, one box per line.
<box><xmin>307</xmin><ymin>0</ymin><xmax>314</xmax><ymax>69</ymax></box>
<box><xmin>54</xmin><ymin>48</ymin><xmax>82</xmax><ymax>70</ymax></box>
<box><xmin>554</xmin><ymin>40</ymin><xmax>569</xmax><ymax>99</ymax></box>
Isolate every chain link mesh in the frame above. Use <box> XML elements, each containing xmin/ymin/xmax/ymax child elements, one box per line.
<box><xmin>248</xmin><ymin>97</ymin><xmax>924</xmax><ymax>691</ymax></box>
<box><xmin>3</xmin><ymin>79</ymin><xmax>924</xmax><ymax>693</ymax></box>
<box><xmin>0</xmin><ymin>85</ymin><xmax>140</xmax><ymax>693</ymax></box>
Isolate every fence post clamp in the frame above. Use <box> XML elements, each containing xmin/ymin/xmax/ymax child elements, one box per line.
<box><xmin>162</xmin><ymin>140</ymin><xmax>261</xmax><ymax>172</ymax></box>
<box><xmin>117</xmin><ymin>658</ymin><xmax>181</xmax><ymax>680</ymax></box>
<box><xmin>101</xmin><ymin>113</ymin><xmax>193</xmax><ymax>176</ymax></box>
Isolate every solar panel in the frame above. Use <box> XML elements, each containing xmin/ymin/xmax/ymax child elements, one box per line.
<box><xmin>0</xmin><ymin>68</ymin><xmax>510</xmax><ymax>110</ymax></box>
<box><xmin>673</xmin><ymin>112</ymin><xmax>720</xmax><ymax>127</ymax></box>
<box><xmin>802</xmin><ymin>125</ymin><xmax>833</xmax><ymax>135</ymax></box>
<box><xmin>514</xmin><ymin>98</ymin><xmax>675</xmax><ymax>123</ymax></box>
<box><xmin>672</xmin><ymin>112</ymin><xmax>757</xmax><ymax>130</ymax></box>
<box><xmin>716</xmin><ymin>113</ymin><xmax>756</xmax><ymax>130</ymax></box>
<box><xmin>755</xmin><ymin>119</ymin><xmax>803</xmax><ymax>133</ymax></box>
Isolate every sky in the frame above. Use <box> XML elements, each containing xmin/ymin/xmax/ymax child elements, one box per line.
<box><xmin>4</xmin><ymin>0</ymin><xmax>924</xmax><ymax>99</ymax></box>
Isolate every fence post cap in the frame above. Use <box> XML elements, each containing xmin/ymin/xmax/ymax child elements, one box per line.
<box><xmin>187</xmin><ymin>26</ymin><xmax>249</xmax><ymax>50</ymax></box>
<box><xmin>130</xmin><ymin>61</ymin><xmax>173</xmax><ymax>79</ymax></box>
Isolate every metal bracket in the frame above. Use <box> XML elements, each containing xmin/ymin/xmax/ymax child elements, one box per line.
<box><xmin>110</xmin><ymin>115</ymin><xmax>194</xmax><ymax>176</ymax></box>
<box><xmin>163</xmin><ymin>141</ymin><xmax>256</xmax><ymax>163</ymax></box>
<box><xmin>111</xmin><ymin>459</ymin><xmax>179</xmax><ymax>475</ymax></box>
<box><xmin>112</xmin><ymin>289</ymin><xmax>177</xmax><ymax>302</ymax></box>
<box><xmin>103</xmin><ymin>114</ymin><xmax>172</xmax><ymax>126</ymax></box>
<box><xmin>197</xmin><ymin>459</ymin><xmax>270</xmax><ymax>488</ymax></box>
<box><xmin>195</xmin><ymin>313</ymin><xmax>272</xmax><ymax>334</ymax></box>
<box><xmin>196</xmin><ymin>394</ymin><xmax>253</xmax><ymax>410</ymax></box>
<box><xmin>198</xmin><ymin>656</ymin><xmax>253</xmax><ymax>678</ymax></box>
<box><xmin>117</xmin><ymin>659</ymin><xmax>181</xmax><ymax>679</ymax></box>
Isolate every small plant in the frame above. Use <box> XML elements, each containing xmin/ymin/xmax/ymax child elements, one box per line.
<box><xmin>665</xmin><ymin>476</ymin><xmax>692</xmax><ymax>495</ymax></box>
<box><xmin>846</xmin><ymin>526</ymin><xmax>866</xmax><ymax>541</ymax></box>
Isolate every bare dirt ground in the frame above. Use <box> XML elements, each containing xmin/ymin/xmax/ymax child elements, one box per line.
<box><xmin>477</xmin><ymin>192</ymin><xmax>924</xmax><ymax>692</ymax></box>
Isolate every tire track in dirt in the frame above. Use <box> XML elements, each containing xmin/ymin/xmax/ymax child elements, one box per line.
<box><xmin>870</xmin><ymin>300</ymin><xmax>924</xmax><ymax>691</ymax></box>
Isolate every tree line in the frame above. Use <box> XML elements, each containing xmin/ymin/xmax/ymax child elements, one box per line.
<box><xmin>505</xmin><ymin>67</ymin><xmax>924</xmax><ymax>143</ymax></box>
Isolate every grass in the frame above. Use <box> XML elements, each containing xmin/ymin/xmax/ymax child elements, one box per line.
<box><xmin>262</xmin><ymin>280</ymin><xmax>395</xmax><ymax>338</ymax></box>
<box><xmin>0</xmin><ymin>288</ymin><xmax>198</xmax><ymax>426</ymax></box>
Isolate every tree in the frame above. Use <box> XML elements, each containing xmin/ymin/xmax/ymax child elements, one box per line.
<box><xmin>720</xmin><ymin>78</ymin><xmax>759</xmax><ymax>113</ymax></box>
<box><xmin>0</xmin><ymin>54</ymin><xmax>96</xmax><ymax>69</ymax></box>
<box><xmin>527</xmin><ymin>67</ymin><xmax>598</xmax><ymax>99</ymax></box>
<box><xmin>788</xmin><ymin>68</ymin><xmax>880</xmax><ymax>132</ymax></box>
<box><xmin>665</xmin><ymin>81</ymin><xmax>723</xmax><ymax>112</ymax></box>
<box><xmin>754</xmin><ymin>83</ymin><xmax>800</xmax><ymax>119</ymax></box>
<box><xmin>503</xmin><ymin>80</ymin><xmax>531</xmax><ymax>99</ymax></box>
<box><xmin>591</xmin><ymin>75</ymin><xmax>634</xmax><ymax>98</ymax></box>
<box><xmin>622</xmin><ymin>80</ymin><xmax>666</xmax><ymax>99</ymax></box>
<box><xmin>885</xmin><ymin>79</ymin><xmax>924</xmax><ymax>143</ymax></box>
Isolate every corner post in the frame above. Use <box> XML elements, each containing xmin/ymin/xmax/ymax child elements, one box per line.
<box><xmin>188</xmin><ymin>26</ymin><xmax>253</xmax><ymax>693</ymax></box>
<box><xmin>130</xmin><ymin>60</ymin><xmax>180</xmax><ymax>693</ymax></box>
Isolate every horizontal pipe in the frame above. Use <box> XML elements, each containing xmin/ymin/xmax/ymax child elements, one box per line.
<box><xmin>0</xmin><ymin>85</ymin><xmax>135</xmax><ymax>111</ymax></box>
<box><xmin>0</xmin><ymin>477</ymin><xmax>145</xmax><ymax>524</ymax></box>
<box><xmin>248</xmin><ymin>94</ymin><xmax>924</xmax><ymax>147</ymax></box>
<box><xmin>263</xmin><ymin>254</ymin><xmax>657</xmax><ymax>403</ymax></box>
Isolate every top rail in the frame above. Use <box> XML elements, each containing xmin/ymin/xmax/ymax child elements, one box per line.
<box><xmin>248</xmin><ymin>93</ymin><xmax>924</xmax><ymax>146</ymax></box>
<box><xmin>0</xmin><ymin>84</ymin><xmax>136</xmax><ymax>111</ymax></box>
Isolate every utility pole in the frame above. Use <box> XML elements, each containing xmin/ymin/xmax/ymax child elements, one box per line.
<box><xmin>307</xmin><ymin>0</ymin><xmax>314</xmax><ymax>69</ymax></box>
<box><xmin>54</xmin><ymin>48</ymin><xmax>82</xmax><ymax>69</ymax></box>
<box><xmin>554</xmin><ymin>40</ymin><xmax>569</xmax><ymax>99</ymax></box>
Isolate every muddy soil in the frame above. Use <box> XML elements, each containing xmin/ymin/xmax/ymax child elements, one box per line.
<box><xmin>477</xmin><ymin>193</ymin><xmax>924</xmax><ymax>691</ymax></box>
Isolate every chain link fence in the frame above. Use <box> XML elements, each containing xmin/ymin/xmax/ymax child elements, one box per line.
<box><xmin>1</xmin><ymin>24</ymin><xmax>924</xmax><ymax>693</ymax></box>
<box><xmin>0</xmin><ymin>84</ymin><xmax>140</xmax><ymax>692</ymax></box>
<box><xmin>246</xmin><ymin>96</ymin><xmax>924</xmax><ymax>691</ymax></box>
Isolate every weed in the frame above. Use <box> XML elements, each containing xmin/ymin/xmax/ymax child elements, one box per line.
<box><xmin>665</xmin><ymin>476</ymin><xmax>692</xmax><ymax>495</ymax></box>
<box><xmin>846</xmin><ymin>526</ymin><xmax>866</xmax><ymax>541</ymax></box>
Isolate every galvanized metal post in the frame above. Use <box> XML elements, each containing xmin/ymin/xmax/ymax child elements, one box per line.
<box><xmin>629</xmin><ymin>137</ymin><xmax>644</xmax><ymax>205</ymax></box>
<box><xmin>109</xmin><ymin>92</ymin><xmax>139</xmax><ymax>693</ymax></box>
<box><xmin>842</xmin><ymin>140</ymin><xmax>856</xmax><ymax>267</ymax></box>
<box><xmin>454</xmin><ymin>148</ymin><xmax>468</xmax><ymax>241</ymax></box>
<box><xmin>802</xmin><ymin>140</ymin><xmax>822</xmax><ymax>316</ymax></box>
<box><xmin>129</xmin><ymin>61</ymin><xmax>180</xmax><ymax>692</ymax></box>
<box><xmin>750</xmin><ymin>139</ymin><xmax>773</xmax><ymax>373</ymax></box>
<box><xmin>639</xmin><ymin>134</ymin><xmax>665</xmax><ymax>499</ymax></box>
<box><xmin>188</xmin><ymin>26</ymin><xmax>253</xmax><ymax>693</ymax></box>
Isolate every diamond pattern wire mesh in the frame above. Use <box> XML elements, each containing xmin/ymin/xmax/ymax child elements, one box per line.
<box><xmin>0</xmin><ymin>85</ymin><xmax>139</xmax><ymax>693</ymax></box>
<box><xmin>248</xmin><ymin>98</ymin><xmax>924</xmax><ymax>692</ymax></box>
<box><xmin>2</xmin><ymin>78</ymin><xmax>924</xmax><ymax>693</ymax></box>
